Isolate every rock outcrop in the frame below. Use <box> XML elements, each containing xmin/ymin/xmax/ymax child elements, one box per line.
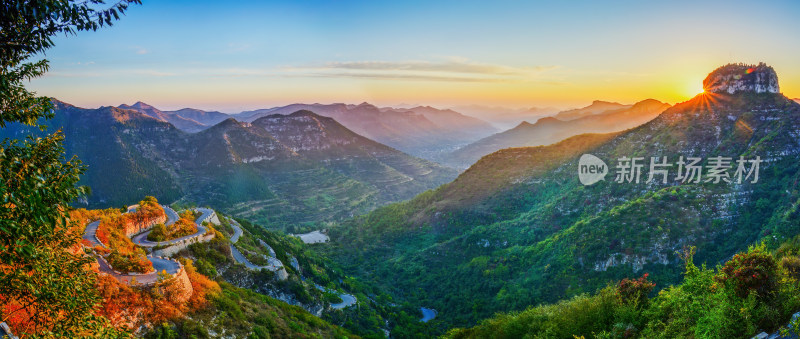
<box><xmin>123</xmin><ymin>214</ymin><xmax>167</xmax><ymax>237</ymax></box>
<box><xmin>703</xmin><ymin>62</ymin><xmax>779</xmax><ymax>94</ymax></box>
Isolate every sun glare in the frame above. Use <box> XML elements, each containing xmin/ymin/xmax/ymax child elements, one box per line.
<box><xmin>689</xmin><ymin>83</ymin><xmax>706</xmax><ymax>97</ymax></box>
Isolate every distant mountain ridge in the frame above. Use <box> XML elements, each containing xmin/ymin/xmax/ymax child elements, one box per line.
<box><xmin>234</xmin><ymin>102</ymin><xmax>497</xmax><ymax>160</ymax></box>
<box><xmin>2</xmin><ymin>101</ymin><xmax>457</xmax><ymax>231</ymax></box>
<box><xmin>117</xmin><ymin>101</ymin><xmax>496</xmax><ymax>162</ymax></box>
<box><xmin>440</xmin><ymin>99</ymin><xmax>671</xmax><ymax>168</ymax></box>
<box><xmin>118</xmin><ymin>101</ymin><xmax>229</xmax><ymax>132</ymax></box>
<box><xmin>554</xmin><ymin>100</ymin><xmax>631</xmax><ymax>121</ymax></box>
<box><xmin>449</xmin><ymin>105</ymin><xmax>560</xmax><ymax>130</ymax></box>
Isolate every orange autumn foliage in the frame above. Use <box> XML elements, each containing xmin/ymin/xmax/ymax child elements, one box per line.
<box><xmin>94</xmin><ymin>260</ymin><xmax>220</xmax><ymax>331</ymax></box>
<box><xmin>94</xmin><ymin>197</ymin><xmax>167</xmax><ymax>273</ymax></box>
<box><xmin>180</xmin><ymin>258</ymin><xmax>221</xmax><ymax>310</ymax></box>
<box><xmin>148</xmin><ymin>210</ymin><xmax>198</xmax><ymax>242</ymax></box>
<box><xmin>95</xmin><ymin>274</ymin><xmax>182</xmax><ymax>331</ymax></box>
<box><xmin>69</xmin><ymin>207</ymin><xmax>122</xmax><ymax>228</ymax></box>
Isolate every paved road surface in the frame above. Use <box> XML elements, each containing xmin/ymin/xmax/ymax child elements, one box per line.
<box><xmin>331</xmin><ymin>294</ymin><xmax>357</xmax><ymax>309</ymax></box>
<box><xmin>82</xmin><ymin>220</ymin><xmax>102</xmax><ymax>247</ymax></box>
<box><xmin>315</xmin><ymin>284</ymin><xmax>357</xmax><ymax>309</ymax></box>
<box><xmin>229</xmin><ymin>218</ymin><xmax>244</xmax><ymax>243</ymax></box>
<box><xmin>163</xmin><ymin>205</ymin><xmax>179</xmax><ymax>225</ymax></box>
<box><xmin>82</xmin><ymin>204</ymin><xmax>202</xmax><ymax>286</ymax></box>
<box><xmin>131</xmin><ymin>207</ymin><xmax>211</xmax><ymax>247</ymax></box>
<box><xmin>230</xmin><ymin>245</ymin><xmax>275</xmax><ymax>270</ymax></box>
<box><xmin>227</xmin><ymin>217</ymin><xmax>283</xmax><ymax>271</ymax></box>
<box><xmin>96</xmin><ymin>255</ymin><xmax>180</xmax><ymax>285</ymax></box>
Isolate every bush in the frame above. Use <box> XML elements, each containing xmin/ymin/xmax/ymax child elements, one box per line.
<box><xmin>107</xmin><ymin>249</ymin><xmax>152</xmax><ymax>274</ymax></box>
<box><xmin>617</xmin><ymin>273</ymin><xmax>655</xmax><ymax>307</ymax></box>
<box><xmin>148</xmin><ymin>223</ymin><xmax>167</xmax><ymax>242</ymax></box>
<box><xmin>780</xmin><ymin>256</ymin><xmax>800</xmax><ymax>280</ymax></box>
<box><xmin>717</xmin><ymin>244</ymin><xmax>779</xmax><ymax>300</ymax></box>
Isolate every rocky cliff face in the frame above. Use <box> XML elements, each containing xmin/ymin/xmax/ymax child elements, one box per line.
<box><xmin>122</xmin><ymin>214</ymin><xmax>167</xmax><ymax>237</ymax></box>
<box><xmin>703</xmin><ymin>62</ymin><xmax>780</xmax><ymax>94</ymax></box>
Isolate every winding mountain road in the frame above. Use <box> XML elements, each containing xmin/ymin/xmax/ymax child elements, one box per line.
<box><xmin>97</xmin><ymin>255</ymin><xmax>181</xmax><ymax>285</ymax></box>
<box><xmin>228</xmin><ymin>217</ymin><xmax>355</xmax><ymax>309</ymax></box>
<box><xmin>82</xmin><ymin>220</ymin><xmax>102</xmax><ymax>247</ymax></box>
<box><xmin>83</xmin><ymin>205</ymin><xmax>213</xmax><ymax>285</ymax></box>
<box><xmin>131</xmin><ymin>207</ymin><xmax>212</xmax><ymax>247</ymax></box>
<box><xmin>314</xmin><ymin>284</ymin><xmax>357</xmax><ymax>309</ymax></box>
<box><xmin>227</xmin><ymin>217</ymin><xmax>284</xmax><ymax>271</ymax></box>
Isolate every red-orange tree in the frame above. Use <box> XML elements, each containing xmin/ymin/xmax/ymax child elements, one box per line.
<box><xmin>148</xmin><ymin>210</ymin><xmax>197</xmax><ymax>242</ymax></box>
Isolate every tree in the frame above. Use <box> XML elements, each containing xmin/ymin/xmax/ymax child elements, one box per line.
<box><xmin>0</xmin><ymin>1</ymin><xmax>140</xmax><ymax>336</ymax></box>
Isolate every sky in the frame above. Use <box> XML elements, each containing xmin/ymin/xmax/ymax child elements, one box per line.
<box><xmin>28</xmin><ymin>0</ymin><xmax>800</xmax><ymax>113</ymax></box>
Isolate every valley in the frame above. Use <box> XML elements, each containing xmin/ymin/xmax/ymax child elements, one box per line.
<box><xmin>0</xmin><ymin>105</ymin><xmax>458</xmax><ymax>233</ymax></box>
<box><xmin>6</xmin><ymin>1</ymin><xmax>800</xmax><ymax>338</ymax></box>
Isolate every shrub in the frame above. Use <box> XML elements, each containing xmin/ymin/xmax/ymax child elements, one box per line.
<box><xmin>148</xmin><ymin>223</ymin><xmax>167</xmax><ymax>242</ymax></box>
<box><xmin>780</xmin><ymin>256</ymin><xmax>800</xmax><ymax>280</ymax></box>
<box><xmin>107</xmin><ymin>250</ymin><xmax>152</xmax><ymax>274</ymax></box>
<box><xmin>617</xmin><ymin>273</ymin><xmax>655</xmax><ymax>307</ymax></box>
<box><xmin>717</xmin><ymin>244</ymin><xmax>779</xmax><ymax>300</ymax></box>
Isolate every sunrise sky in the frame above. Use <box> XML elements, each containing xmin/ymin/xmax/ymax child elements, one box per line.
<box><xmin>29</xmin><ymin>0</ymin><xmax>800</xmax><ymax>112</ymax></box>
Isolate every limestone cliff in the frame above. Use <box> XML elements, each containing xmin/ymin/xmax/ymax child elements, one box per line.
<box><xmin>703</xmin><ymin>62</ymin><xmax>780</xmax><ymax>94</ymax></box>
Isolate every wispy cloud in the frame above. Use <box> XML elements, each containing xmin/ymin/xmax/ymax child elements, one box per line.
<box><xmin>47</xmin><ymin>69</ymin><xmax>175</xmax><ymax>78</ymax></box>
<box><xmin>42</xmin><ymin>57</ymin><xmax>561</xmax><ymax>84</ymax></box>
<box><xmin>284</xmin><ymin>57</ymin><xmax>558</xmax><ymax>83</ymax></box>
<box><xmin>135</xmin><ymin>48</ymin><xmax>149</xmax><ymax>55</ymax></box>
<box><xmin>299</xmin><ymin>72</ymin><xmax>511</xmax><ymax>83</ymax></box>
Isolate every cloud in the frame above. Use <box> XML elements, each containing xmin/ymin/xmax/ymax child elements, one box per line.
<box><xmin>299</xmin><ymin>72</ymin><xmax>511</xmax><ymax>83</ymax></box>
<box><xmin>136</xmin><ymin>48</ymin><xmax>149</xmax><ymax>55</ymax></box>
<box><xmin>46</xmin><ymin>69</ymin><xmax>175</xmax><ymax>78</ymax></box>
<box><xmin>40</xmin><ymin>57</ymin><xmax>561</xmax><ymax>84</ymax></box>
<box><xmin>284</xmin><ymin>57</ymin><xmax>558</xmax><ymax>83</ymax></box>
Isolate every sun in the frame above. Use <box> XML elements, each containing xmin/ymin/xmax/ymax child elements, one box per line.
<box><xmin>688</xmin><ymin>82</ymin><xmax>706</xmax><ymax>97</ymax></box>
<box><xmin>685</xmin><ymin>81</ymin><xmax>706</xmax><ymax>98</ymax></box>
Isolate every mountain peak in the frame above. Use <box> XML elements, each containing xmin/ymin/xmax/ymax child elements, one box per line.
<box><xmin>287</xmin><ymin>109</ymin><xmax>319</xmax><ymax>118</ymax></box>
<box><xmin>211</xmin><ymin>117</ymin><xmax>241</xmax><ymax>129</ymax></box>
<box><xmin>533</xmin><ymin>116</ymin><xmax>563</xmax><ymax>125</ymax></box>
<box><xmin>591</xmin><ymin>100</ymin><xmax>621</xmax><ymax>105</ymax></box>
<box><xmin>633</xmin><ymin>98</ymin><xmax>664</xmax><ymax>105</ymax></box>
<box><xmin>703</xmin><ymin>62</ymin><xmax>779</xmax><ymax>94</ymax></box>
<box><xmin>131</xmin><ymin>101</ymin><xmax>157</xmax><ymax>110</ymax></box>
<box><xmin>629</xmin><ymin>98</ymin><xmax>669</xmax><ymax>110</ymax></box>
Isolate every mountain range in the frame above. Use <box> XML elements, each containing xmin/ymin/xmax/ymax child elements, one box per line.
<box><xmin>319</xmin><ymin>63</ymin><xmax>800</xmax><ymax>329</ymax></box>
<box><xmin>0</xmin><ymin>102</ymin><xmax>457</xmax><ymax>231</ymax></box>
<box><xmin>554</xmin><ymin>100</ymin><xmax>632</xmax><ymax>120</ymax></box>
<box><xmin>439</xmin><ymin>99</ymin><xmax>671</xmax><ymax>168</ymax></box>
<box><xmin>449</xmin><ymin>105</ymin><xmax>560</xmax><ymax>130</ymax></box>
<box><xmin>119</xmin><ymin>101</ymin><xmax>230</xmax><ymax>132</ymax></box>
<box><xmin>117</xmin><ymin>101</ymin><xmax>498</xmax><ymax>162</ymax></box>
<box><xmin>233</xmin><ymin>102</ymin><xmax>498</xmax><ymax>160</ymax></box>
